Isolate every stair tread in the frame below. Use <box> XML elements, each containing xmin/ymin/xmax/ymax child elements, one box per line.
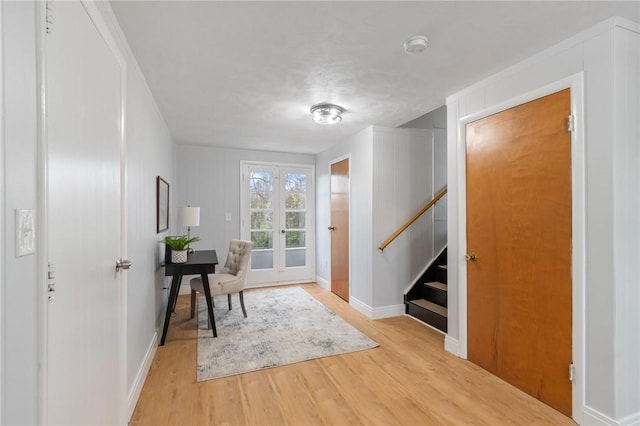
<box><xmin>438</xmin><ymin>265</ymin><xmax>448</xmax><ymax>270</ymax></box>
<box><xmin>410</xmin><ymin>299</ymin><xmax>447</xmax><ymax>317</ymax></box>
<box><xmin>423</xmin><ymin>281</ymin><xmax>447</xmax><ymax>291</ymax></box>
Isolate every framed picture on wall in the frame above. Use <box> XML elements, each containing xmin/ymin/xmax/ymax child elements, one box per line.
<box><xmin>156</xmin><ymin>176</ymin><xmax>169</xmax><ymax>233</ymax></box>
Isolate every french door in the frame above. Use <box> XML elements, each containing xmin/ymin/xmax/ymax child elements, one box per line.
<box><xmin>241</xmin><ymin>162</ymin><xmax>315</xmax><ymax>285</ymax></box>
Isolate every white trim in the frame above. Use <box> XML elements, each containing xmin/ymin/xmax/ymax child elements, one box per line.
<box><xmin>0</xmin><ymin>1</ymin><xmax>5</xmax><ymax>421</ymax></box>
<box><xmin>314</xmin><ymin>276</ymin><xmax>330</xmax><ymax>290</ymax></box>
<box><xmin>327</xmin><ymin>154</ymin><xmax>351</xmax><ymax>300</ymax></box>
<box><xmin>127</xmin><ymin>332</ymin><xmax>157</xmax><ymax>421</ymax></box>
<box><xmin>349</xmin><ymin>297</ymin><xmax>404</xmax><ymax>320</ymax></box>
<box><xmin>455</xmin><ymin>73</ymin><xmax>586</xmax><ymax>420</ymax></box>
<box><xmin>444</xmin><ymin>336</ymin><xmax>460</xmax><ymax>357</ymax></box>
<box><xmin>35</xmin><ymin>2</ymin><xmax>49</xmax><ymax>422</ymax></box>
<box><xmin>240</xmin><ymin>161</ymin><xmax>316</xmax><ymax>285</ymax></box>
<box><xmin>583</xmin><ymin>406</ymin><xmax>640</xmax><ymax>426</ymax></box>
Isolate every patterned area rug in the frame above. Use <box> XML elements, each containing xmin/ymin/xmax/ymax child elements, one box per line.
<box><xmin>196</xmin><ymin>286</ymin><xmax>379</xmax><ymax>381</ymax></box>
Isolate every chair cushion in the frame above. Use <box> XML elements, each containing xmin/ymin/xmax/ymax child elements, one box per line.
<box><xmin>222</xmin><ymin>240</ymin><xmax>252</xmax><ymax>275</ymax></box>
<box><xmin>191</xmin><ymin>273</ymin><xmax>236</xmax><ymax>295</ymax></box>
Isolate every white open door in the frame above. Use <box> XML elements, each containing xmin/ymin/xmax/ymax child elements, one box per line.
<box><xmin>45</xmin><ymin>1</ymin><xmax>126</xmax><ymax>424</ymax></box>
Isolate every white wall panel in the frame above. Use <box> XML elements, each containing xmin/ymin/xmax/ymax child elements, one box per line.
<box><xmin>584</xmin><ymin>28</ymin><xmax>616</xmax><ymax>417</ymax></box>
<box><xmin>372</xmin><ymin>127</ymin><xmax>437</xmax><ymax>307</ymax></box>
<box><xmin>1</xmin><ymin>3</ymin><xmax>40</xmax><ymax>423</ymax></box>
<box><xmin>612</xmin><ymin>25</ymin><xmax>640</xmax><ymax>421</ymax></box>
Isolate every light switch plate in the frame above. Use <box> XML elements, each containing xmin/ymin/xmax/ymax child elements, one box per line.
<box><xmin>225</xmin><ymin>212</ymin><xmax>232</xmax><ymax>221</ymax></box>
<box><xmin>16</xmin><ymin>209</ymin><xmax>36</xmax><ymax>257</ymax></box>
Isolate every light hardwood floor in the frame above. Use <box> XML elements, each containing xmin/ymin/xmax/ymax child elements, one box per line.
<box><xmin>130</xmin><ymin>283</ymin><xmax>575</xmax><ymax>425</ymax></box>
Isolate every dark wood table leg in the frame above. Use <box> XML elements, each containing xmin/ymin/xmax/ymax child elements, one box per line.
<box><xmin>200</xmin><ymin>271</ymin><xmax>217</xmax><ymax>337</ymax></box>
<box><xmin>171</xmin><ymin>275</ymin><xmax>184</xmax><ymax>313</ymax></box>
<box><xmin>160</xmin><ymin>274</ymin><xmax>182</xmax><ymax>346</ymax></box>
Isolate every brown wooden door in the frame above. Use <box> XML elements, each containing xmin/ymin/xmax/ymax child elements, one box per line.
<box><xmin>466</xmin><ymin>89</ymin><xmax>572</xmax><ymax>416</ymax></box>
<box><xmin>330</xmin><ymin>158</ymin><xmax>350</xmax><ymax>301</ymax></box>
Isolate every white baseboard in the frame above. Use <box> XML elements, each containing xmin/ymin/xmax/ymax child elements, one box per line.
<box><xmin>315</xmin><ymin>276</ymin><xmax>330</xmax><ymax>290</ymax></box>
<box><xmin>349</xmin><ymin>297</ymin><xmax>404</xmax><ymax>319</ymax></box>
<box><xmin>444</xmin><ymin>335</ymin><xmax>461</xmax><ymax>357</ymax></box>
<box><xmin>127</xmin><ymin>331</ymin><xmax>158</xmax><ymax>421</ymax></box>
<box><xmin>583</xmin><ymin>406</ymin><xmax>640</xmax><ymax>426</ymax></box>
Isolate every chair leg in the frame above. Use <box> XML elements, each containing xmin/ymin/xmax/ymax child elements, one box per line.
<box><xmin>239</xmin><ymin>291</ymin><xmax>247</xmax><ymax>318</ymax></box>
<box><xmin>190</xmin><ymin>290</ymin><xmax>196</xmax><ymax>319</ymax></box>
<box><xmin>227</xmin><ymin>293</ymin><xmax>232</xmax><ymax>310</ymax></box>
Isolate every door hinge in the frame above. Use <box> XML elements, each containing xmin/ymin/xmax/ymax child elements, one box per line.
<box><xmin>45</xmin><ymin>2</ymin><xmax>54</xmax><ymax>34</ymax></box>
<box><xmin>569</xmin><ymin>363</ymin><xmax>575</xmax><ymax>382</ymax></box>
<box><xmin>567</xmin><ymin>115</ymin><xmax>575</xmax><ymax>132</ymax></box>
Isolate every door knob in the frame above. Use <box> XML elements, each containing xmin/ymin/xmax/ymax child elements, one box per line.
<box><xmin>115</xmin><ymin>259</ymin><xmax>132</xmax><ymax>272</ymax></box>
<box><xmin>328</xmin><ymin>226</ymin><xmax>335</xmax><ymax>231</ymax></box>
<box><xmin>465</xmin><ymin>253</ymin><xmax>477</xmax><ymax>261</ymax></box>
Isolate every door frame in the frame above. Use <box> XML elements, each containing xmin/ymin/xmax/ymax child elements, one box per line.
<box><xmin>239</xmin><ymin>160</ymin><xmax>316</xmax><ymax>286</ymax></box>
<box><xmin>455</xmin><ymin>73</ymin><xmax>586</xmax><ymax>419</ymax></box>
<box><xmin>328</xmin><ymin>154</ymin><xmax>351</xmax><ymax>297</ymax></box>
<box><xmin>36</xmin><ymin>1</ymin><xmax>128</xmax><ymax>422</ymax></box>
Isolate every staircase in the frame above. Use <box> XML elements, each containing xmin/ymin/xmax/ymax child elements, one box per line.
<box><xmin>405</xmin><ymin>247</ymin><xmax>447</xmax><ymax>332</ymax></box>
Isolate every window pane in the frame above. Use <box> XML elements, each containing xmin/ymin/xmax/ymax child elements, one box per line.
<box><xmin>251</xmin><ymin>211</ymin><xmax>273</xmax><ymax>229</ymax></box>
<box><xmin>251</xmin><ymin>250</ymin><xmax>273</xmax><ymax>270</ymax></box>
<box><xmin>285</xmin><ymin>248</ymin><xmax>306</xmax><ymax>268</ymax></box>
<box><xmin>285</xmin><ymin>173</ymin><xmax>307</xmax><ymax>192</ymax></box>
<box><xmin>250</xmin><ymin>171</ymin><xmax>273</xmax><ymax>191</ymax></box>
<box><xmin>251</xmin><ymin>231</ymin><xmax>273</xmax><ymax>249</ymax></box>
<box><xmin>250</xmin><ymin>191</ymin><xmax>272</xmax><ymax>209</ymax></box>
<box><xmin>285</xmin><ymin>212</ymin><xmax>305</xmax><ymax>229</ymax></box>
<box><xmin>285</xmin><ymin>231</ymin><xmax>305</xmax><ymax>248</ymax></box>
<box><xmin>285</xmin><ymin>192</ymin><xmax>306</xmax><ymax>209</ymax></box>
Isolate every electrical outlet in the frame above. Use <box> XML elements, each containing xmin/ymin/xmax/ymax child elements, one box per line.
<box><xmin>16</xmin><ymin>209</ymin><xmax>36</xmax><ymax>257</ymax></box>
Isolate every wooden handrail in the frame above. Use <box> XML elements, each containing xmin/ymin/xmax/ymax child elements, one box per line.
<box><xmin>378</xmin><ymin>186</ymin><xmax>447</xmax><ymax>252</ymax></box>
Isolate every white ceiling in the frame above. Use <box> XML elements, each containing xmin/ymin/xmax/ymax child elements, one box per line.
<box><xmin>111</xmin><ymin>1</ymin><xmax>639</xmax><ymax>154</ymax></box>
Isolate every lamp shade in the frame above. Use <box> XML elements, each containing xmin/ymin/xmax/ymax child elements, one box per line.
<box><xmin>178</xmin><ymin>206</ymin><xmax>200</xmax><ymax>227</ymax></box>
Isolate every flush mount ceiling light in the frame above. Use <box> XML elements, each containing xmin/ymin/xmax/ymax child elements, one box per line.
<box><xmin>404</xmin><ymin>35</ymin><xmax>429</xmax><ymax>54</ymax></box>
<box><xmin>310</xmin><ymin>103</ymin><xmax>344</xmax><ymax>125</ymax></box>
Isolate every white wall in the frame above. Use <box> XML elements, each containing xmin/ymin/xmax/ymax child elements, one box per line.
<box><xmin>316</xmin><ymin>127</ymin><xmax>374</xmax><ymax>306</ymax></box>
<box><xmin>1</xmin><ymin>2</ymin><xmax>41</xmax><ymax>423</ymax></box>
<box><xmin>446</xmin><ymin>17</ymin><xmax>639</xmax><ymax>424</ymax></box>
<box><xmin>316</xmin><ymin>125</ymin><xmax>446</xmax><ymax>316</ymax></box>
<box><xmin>1</xmin><ymin>2</ymin><xmax>176</xmax><ymax>423</ymax></box>
<box><xmin>371</xmin><ymin>127</ymin><xmax>447</xmax><ymax>308</ymax></box>
<box><xmin>174</xmin><ymin>144</ymin><xmax>315</xmax><ymax>288</ymax></box>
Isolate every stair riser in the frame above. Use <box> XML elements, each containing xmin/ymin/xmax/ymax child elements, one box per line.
<box><xmin>407</xmin><ymin>303</ymin><xmax>447</xmax><ymax>332</ymax></box>
<box><xmin>421</xmin><ymin>288</ymin><xmax>447</xmax><ymax>307</ymax></box>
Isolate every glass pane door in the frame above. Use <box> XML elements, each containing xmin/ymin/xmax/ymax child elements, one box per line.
<box><xmin>248</xmin><ymin>169</ymin><xmax>275</xmax><ymax>271</ymax></box>
<box><xmin>283</xmin><ymin>170</ymin><xmax>307</xmax><ymax>268</ymax></box>
<box><xmin>241</xmin><ymin>162</ymin><xmax>315</xmax><ymax>285</ymax></box>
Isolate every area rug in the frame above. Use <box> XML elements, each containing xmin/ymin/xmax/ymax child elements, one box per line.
<box><xmin>196</xmin><ymin>286</ymin><xmax>379</xmax><ymax>381</ymax></box>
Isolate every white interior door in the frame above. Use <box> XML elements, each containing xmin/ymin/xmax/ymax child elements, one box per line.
<box><xmin>241</xmin><ymin>162</ymin><xmax>315</xmax><ymax>285</ymax></box>
<box><xmin>45</xmin><ymin>1</ymin><xmax>126</xmax><ymax>424</ymax></box>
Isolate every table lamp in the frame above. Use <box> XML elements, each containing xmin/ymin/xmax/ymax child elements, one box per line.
<box><xmin>178</xmin><ymin>206</ymin><xmax>200</xmax><ymax>253</ymax></box>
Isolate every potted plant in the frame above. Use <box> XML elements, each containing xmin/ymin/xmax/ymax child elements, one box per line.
<box><xmin>163</xmin><ymin>235</ymin><xmax>200</xmax><ymax>263</ymax></box>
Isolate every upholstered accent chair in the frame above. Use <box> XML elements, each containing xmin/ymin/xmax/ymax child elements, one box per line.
<box><xmin>189</xmin><ymin>239</ymin><xmax>253</xmax><ymax>329</ymax></box>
